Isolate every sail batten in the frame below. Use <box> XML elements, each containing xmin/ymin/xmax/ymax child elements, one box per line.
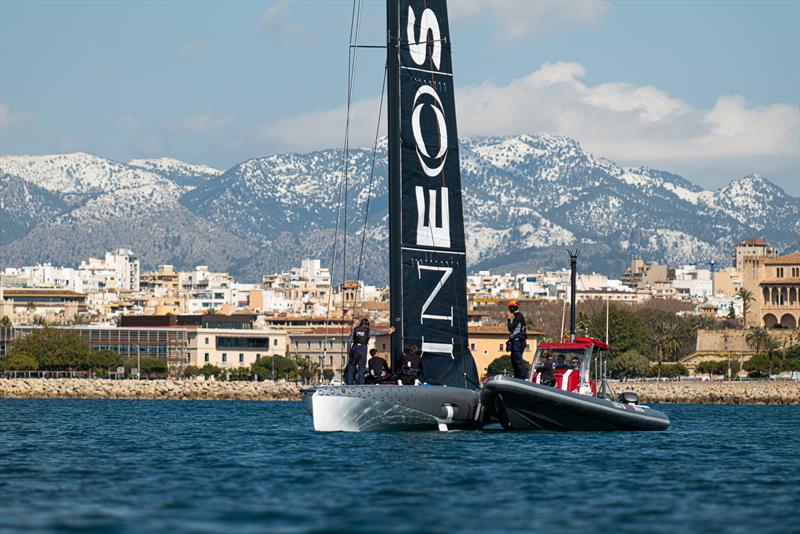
<box><xmin>388</xmin><ymin>0</ymin><xmax>478</xmax><ymax>389</ymax></box>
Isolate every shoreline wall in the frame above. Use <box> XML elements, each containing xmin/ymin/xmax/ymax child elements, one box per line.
<box><xmin>1</xmin><ymin>379</ymin><xmax>799</xmax><ymax>404</ymax></box>
<box><xmin>612</xmin><ymin>380</ymin><xmax>800</xmax><ymax>404</ymax></box>
<box><xmin>0</xmin><ymin>378</ymin><xmax>302</xmax><ymax>401</ymax></box>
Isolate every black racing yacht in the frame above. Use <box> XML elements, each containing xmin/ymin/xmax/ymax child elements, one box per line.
<box><xmin>302</xmin><ymin>0</ymin><xmax>482</xmax><ymax>431</ymax></box>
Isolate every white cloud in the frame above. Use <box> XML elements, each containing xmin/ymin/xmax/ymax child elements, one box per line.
<box><xmin>260</xmin><ymin>1</ymin><xmax>297</xmax><ymax>36</ymax></box>
<box><xmin>180</xmin><ymin>39</ymin><xmax>207</xmax><ymax>58</ymax></box>
<box><xmin>168</xmin><ymin>114</ymin><xmax>232</xmax><ymax>133</ymax></box>
<box><xmin>0</xmin><ymin>102</ymin><xmax>32</xmax><ymax>130</ymax></box>
<box><xmin>449</xmin><ymin>0</ymin><xmax>609</xmax><ymax>42</ymax></box>
<box><xmin>255</xmin><ymin>62</ymin><xmax>799</xmax><ymax>189</ymax></box>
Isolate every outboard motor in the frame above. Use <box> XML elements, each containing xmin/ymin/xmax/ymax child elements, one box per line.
<box><xmin>619</xmin><ymin>391</ymin><xmax>639</xmax><ymax>405</ymax></box>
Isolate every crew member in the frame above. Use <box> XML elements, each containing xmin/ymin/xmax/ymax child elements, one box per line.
<box><xmin>506</xmin><ymin>300</ymin><xmax>529</xmax><ymax>379</ymax></box>
<box><xmin>570</xmin><ymin>357</ymin><xmax>580</xmax><ymax>371</ymax></box>
<box><xmin>366</xmin><ymin>348</ymin><xmax>389</xmax><ymax>384</ymax></box>
<box><xmin>555</xmin><ymin>354</ymin><xmax>570</xmax><ymax>370</ymax></box>
<box><xmin>398</xmin><ymin>345</ymin><xmax>422</xmax><ymax>385</ymax></box>
<box><xmin>536</xmin><ymin>352</ymin><xmax>555</xmax><ymax>386</ymax></box>
<box><xmin>344</xmin><ymin>318</ymin><xmax>370</xmax><ymax>385</ymax></box>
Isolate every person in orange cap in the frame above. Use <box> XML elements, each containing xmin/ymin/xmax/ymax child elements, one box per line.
<box><xmin>506</xmin><ymin>300</ymin><xmax>529</xmax><ymax>379</ymax></box>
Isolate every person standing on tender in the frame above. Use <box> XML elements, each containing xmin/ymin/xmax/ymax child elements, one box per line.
<box><xmin>506</xmin><ymin>300</ymin><xmax>529</xmax><ymax>380</ymax></box>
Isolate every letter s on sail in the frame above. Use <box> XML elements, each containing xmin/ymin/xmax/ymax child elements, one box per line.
<box><xmin>407</xmin><ymin>6</ymin><xmax>441</xmax><ymax>69</ymax></box>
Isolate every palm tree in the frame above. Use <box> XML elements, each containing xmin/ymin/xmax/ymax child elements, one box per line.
<box><xmin>764</xmin><ymin>335</ymin><xmax>781</xmax><ymax>377</ymax></box>
<box><xmin>745</xmin><ymin>326</ymin><xmax>770</xmax><ymax>364</ymax></box>
<box><xmin>655</xmin><ymin>323</ymin><xmax>683</xmax><ymax>379</ymax></box>
<box><xmin>693</xmin><ymin>314</ymin><xmax>716</xmax><ymax>332</ymax></box>
<box><xmin>735</xmin><ymin>288</ymin><xmax>755</xmax><ymax>328</ymax></box>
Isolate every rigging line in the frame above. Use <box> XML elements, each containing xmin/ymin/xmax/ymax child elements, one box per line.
<box><xmin>323</xmin><ymin>0</ymin><xmax>360</xmax><ymax>373</ymax></box>
<box><xmin>341</xmin><ymin>0</ymin><xmax>363</xmax><ymax>307</ymax></box>
<box><xmin>339</xmin><ymin>0</ymin><xmax>364</xmax><ymax>375</ymax></box>
<box><xmin>350</xmin><ymin>64</ymin><xmax>387</xmax><ymax>322</ymax></box>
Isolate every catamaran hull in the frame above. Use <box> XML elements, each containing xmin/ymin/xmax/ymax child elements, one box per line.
<box><xmin>302</xmin><ymin>385</ymin><xmax>482</xmax><ymax>432</ymax></box>
<box><xmin>480</xmin><ymin>376</ymin><xmax>670</xmax><ymax>431</ymax></box>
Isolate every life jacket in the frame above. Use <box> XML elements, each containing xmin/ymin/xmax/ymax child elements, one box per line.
<box><xmin>352</xmin><ymin>326</ymin><xmax>370</xmax><ymax>345</ymax></box>
<box><xmin>552</xmin><ymin>368</ymin><xmax>580</xmax><ymax>392</ymax></box>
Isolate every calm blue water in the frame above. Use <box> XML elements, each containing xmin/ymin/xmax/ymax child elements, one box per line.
<box><xmin>1</xmin><ymin>400</ymin><xmax>798</xmax><ymax>534</ymax></box>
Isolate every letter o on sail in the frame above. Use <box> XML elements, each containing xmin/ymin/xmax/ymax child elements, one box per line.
<box><xmin>411</xmin><ymin>85</ymin><xmax>448</xmax><ymax>177</ymax></box>
<box><xmin>407</xmin><ymin>6</ymin><xmax>441</xmax><ymax>69</ymax></box>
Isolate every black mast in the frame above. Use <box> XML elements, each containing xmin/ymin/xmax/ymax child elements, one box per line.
<box><xmin>569</xmin><ymin>249</ymin><xmax>579</xmax><ymax>341</ymax></box>
<box><xmin>387</xmin><ymin>0</ymin><xmax>402</xmax><ymax>371</ymax></box>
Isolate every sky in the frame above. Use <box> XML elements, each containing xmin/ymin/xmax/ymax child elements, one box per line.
<box><xmin>1</xmin><ymin>0</ymin><xmax>798</xmax><ymax>194</ymax></box>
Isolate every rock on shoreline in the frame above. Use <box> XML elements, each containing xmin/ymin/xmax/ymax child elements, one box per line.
<box><xmin>1</xmin><ymin>379</ymin><xmax>798</xmax><ymax>404</ymax></box>
<box><xmin>0</xmin><ymin>378</ymin><xmax>302</xmax><ymax>401</ymax></box>
<box><xmin>612</xmin><ymin>381</ymin><xmax>800</xmax><ymax>404</ymax></box>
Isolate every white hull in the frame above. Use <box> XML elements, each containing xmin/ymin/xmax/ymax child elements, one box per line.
<box><xmin>303</xmin><ymin>385</ymin><xmax>482</xmax><ymax>432</ymax></box>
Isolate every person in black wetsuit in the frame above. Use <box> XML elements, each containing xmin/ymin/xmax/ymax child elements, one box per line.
<box><xmin>506</xmin><ymin>300</ymin><xmax>529</xmax><ymax>379</ymax></box>
<box><xmin>344</xmin><ymin>318</ymin><xmax>370</xmax><ymax>385</ymax></box>
<box><xmin>397</xmin><ymin>345</ymin><xmax>422</xmax><ymax>385</ymax></box>
<box><xmin>366</xmin><ymin>348</ymin><xmax>389</xmax><ymax>384</ymax></box>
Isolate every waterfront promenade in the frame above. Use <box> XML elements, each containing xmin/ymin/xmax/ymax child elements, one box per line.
<box><xmin>1</xmin><ymin>378</ymin><xmax>799</xmax><ymax>403</ymax></box>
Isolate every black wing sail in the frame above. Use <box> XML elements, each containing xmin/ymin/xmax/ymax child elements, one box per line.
<box><xmin>387</xmin><ymin>0</ymin><xmax>478</xmax><ymax>389</ymax></box>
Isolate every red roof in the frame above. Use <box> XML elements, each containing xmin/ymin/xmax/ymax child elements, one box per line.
<box><xmin>539</xmin><ymin>336</ymin><xmax>609</xmax><ymax>351</ymax></box>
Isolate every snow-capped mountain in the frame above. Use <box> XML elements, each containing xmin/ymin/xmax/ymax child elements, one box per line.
<box><xmin>128</xmin><ymin>157</ymin><xmax>223</xmax><ymax>189</ymax></box>
<box><xmin>1</xmin><ymin>135</ymin><xmax>797</xmax><ymax>282</ymax></box>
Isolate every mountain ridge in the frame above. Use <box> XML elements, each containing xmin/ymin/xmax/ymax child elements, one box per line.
<box><xmin>1</xmin><ymin>134</ymin><xmax>797</xmax><ymax>283</ymax></box>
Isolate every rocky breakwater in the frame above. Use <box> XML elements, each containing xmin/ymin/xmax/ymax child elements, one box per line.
<box><xmin>617</xmin><ymin>380</ymin><xmax>800</xmax><ymax>404</ymax></box>
<box><xmin>0</xmin><ymin>378</ymin><xmax>302</xmax><ymax>401</ymax></box>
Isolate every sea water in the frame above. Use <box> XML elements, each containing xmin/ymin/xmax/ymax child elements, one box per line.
<box><xmin>1</xmin><ymin>400</ymin><xmax>798</xmax><ymax>534</ymax></box>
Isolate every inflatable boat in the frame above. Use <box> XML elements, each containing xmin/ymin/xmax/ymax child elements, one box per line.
<box><xmin>479</xmin><ymin>336</ymin><xmax>670</xmax><ymax>431</ymax></box>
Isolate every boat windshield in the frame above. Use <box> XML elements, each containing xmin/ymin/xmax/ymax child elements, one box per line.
<box><xmin>536</xmin><ymin>349</ymin><xmax>585</xmax><ymax>371</ymax></box>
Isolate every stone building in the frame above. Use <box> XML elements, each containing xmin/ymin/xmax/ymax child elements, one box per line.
<box><xmin>760</xmin><ymin>252</ymin><xmax>800</xmax><ymax>329</ymax></box>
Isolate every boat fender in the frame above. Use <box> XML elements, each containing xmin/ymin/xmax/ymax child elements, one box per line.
<box><xmin>441</xmin><ymin>403</ymin><xmax>455</xmax><ymax>421</ymax></box>
<box><xmin>619</xmin><ymin>391</ymin><xmax>639</xmax><ymax>405</ymax></box>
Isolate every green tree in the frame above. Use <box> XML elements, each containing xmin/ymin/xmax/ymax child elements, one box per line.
<box><xmin>745</xmin><ymin>327</ymin><xmax>769</xmax><ymax>359</ymax></box>
<box><xmin>183</xmin><ymin>365</ymin><xmax>202</xmax><ymax>378</ymax></box>
<box><xmin>8</xmin><ymin>327</ymin><xmax>92</xmax><ymax>370</ymax></box>
<box><xmin>652</xmin><ymin>363</ymin><xmax>689</xmax><ymax>379</ymax></box>
<box><xmin>692</xmin><ymin>314</ymin><xmax>716</xmax><ymax>332</ymax></box>
<box><xmin>1</xmin><ymin>316</ymin><xmax>11</xmax><ymax>327</ymax></box>
<box><xmin>697</xmin><ymin>360</ymin><xmax>726</xmax><ymax>378</ymax></box>
<box><xmin>227</xmin><ymin>367</ymin><xmax>253</xmax><ymax>381</ymax></box>
<box><xmin>86</xmin><ymin>350</ymin><xmax>123</xmax><ymax>372</ymax></box>
<box><xmin>199</xmin><ymin>364</ymin><xmax>223</xmax><ymax>378</ymax></box>
<box><xmin>763</xmin><ymin>335</ymin><xmax>781</xmax><ymax>377</ymax></box>
<box><xmin>744</xmin><ymin>352</ymin><xmax>776</xmax><ymax>377</ymax></box>
<box><xmin>126</xmin><ymin>357</ymin><xmax>168</xmax><ymax>378</ymax></box>
<box><xmin>252</xmin><ymin>355</ymin><xmax>297</xmax><ymax>380</ymax></box>
<box><xmin>203</xmin><ymin>307</ymin><xmax>219</xmax><ymax>315</ymax></box>
<box><xmin>726</xmin><ymin>303</ymin><xmax>736</xmax><ymax>320</ymax></box>
<box><xmin>294</xmin><ymin>355</ymin><xmax>318</xmax><ymax>383</ymax></box>
<box><xmin>585</xmin><ymin>305</ymin><xmax>652</xmax><ymax>355</ymax></box>
<box><xmin>735</xmin><ymin>288</ymin><xmax>755</xmax><ymax>328</ymax></box>
<box><xmin>654</xmin><ymin>322</ymin><xmax>683</xmax><ymax>379</ymax></box>
<box><xmin>607</xmin><ymin>350</ymin><xmax>650</xmax><ymax>379</ymax></box>
<box><xmin>0</xmin><ymin>353</ymin><xmax>39</xmax><ymax>371</ymax></box>
<box><xmin>487</xmin><ymin>355</ymin><xmax>513</xmax><ymax>376</ymax></box>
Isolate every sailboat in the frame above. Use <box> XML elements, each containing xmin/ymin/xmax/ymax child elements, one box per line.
<box><xmin>301</xmin><ymin>0</ymin><xmax>483</xmax><ymax>431</ymax></box>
